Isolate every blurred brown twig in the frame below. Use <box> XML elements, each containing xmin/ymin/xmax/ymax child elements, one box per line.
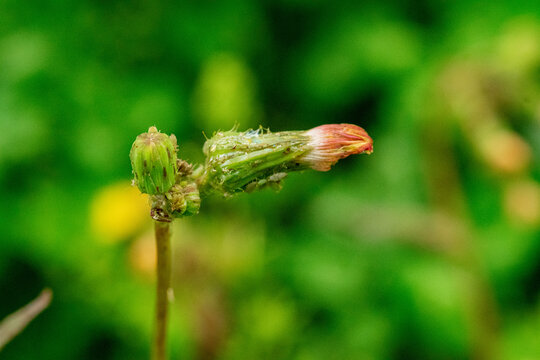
<box><xmin>0</xmin><ymin>288</ymin><xmax>52</xmax><ymax>352</ymax></box>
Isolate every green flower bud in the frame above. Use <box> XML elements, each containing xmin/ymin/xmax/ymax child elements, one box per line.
<box><xmin>182</xmin><ymin>183</ymin><xmax>201</xmax><ymax>216</ymax></box>
<box><xmin>166</xmin><ymin>181</ymin><xmax>201</xmax><ymax>217</ymax></box>
<box><xmin>130</xmin><ymin>127</ymin><xmax>178</xmax><ymax>195</ymax></box>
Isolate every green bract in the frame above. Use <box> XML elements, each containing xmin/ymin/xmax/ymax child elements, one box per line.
<box><xmin>199</xmin><ymin>128</ymin><xmax>312</xmax><ymax>196</ymax></box>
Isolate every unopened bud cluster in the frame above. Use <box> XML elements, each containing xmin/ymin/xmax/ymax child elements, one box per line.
<box><xmin>130</xmin><ymin>127</ymin><xmax>200</xmax><ymax>221</ymax></box>
<box><xmin>130</xmin><ymin>124</ymin><xmax>372</xmax><ymax>221</ymax></box>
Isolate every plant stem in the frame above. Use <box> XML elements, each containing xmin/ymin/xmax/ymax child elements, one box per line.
<box><xmin>152</xmin><ymin>220</ymin><xmax>171</xmax><ymax>360</ymax></box>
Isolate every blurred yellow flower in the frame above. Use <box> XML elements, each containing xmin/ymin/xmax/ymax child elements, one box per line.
<box><xmin>90</xmin><ymin>181</ymin><xmax>150</xmax><ymax>243</ymax></box>
<box><xmin>129</xmin><ymin>231</ymin><xmax>156</xmax><ymax>279</ymax></box>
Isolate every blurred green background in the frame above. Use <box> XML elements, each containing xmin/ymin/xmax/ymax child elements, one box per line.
<box><xmin>2</xmin><ymin>0</ymin><xmax>540</xmax><ymax>359</ymax></box>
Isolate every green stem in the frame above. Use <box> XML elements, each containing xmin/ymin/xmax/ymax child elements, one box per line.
<box><xmin>152</xmin><ymin>220</ymin><xmax>171</xmax><ymax>360</ymax></box>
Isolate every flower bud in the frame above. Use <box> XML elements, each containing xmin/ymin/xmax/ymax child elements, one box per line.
<box><xmin>199</xmin><ymin>124</ymin><xmax>373</xmax><ymax>196</ymax></box>
<box><xmin>130</xmin><ymin>127</ymin><xmax>178</xmax><ymax>195</ymax></box>
<box><xmin>166</xmin><ymin>181</ymin><xmax>201</xmax><ymax>217</ymax></box>
<box><xmin>300</xmin><ymin>124</ymin><xmax>373</xmax><ymax>171</ymax></box>
<box><xmin>182</xmin><ymin>183</ymin><xmax>201</xmax><ymax>216</ymax></box>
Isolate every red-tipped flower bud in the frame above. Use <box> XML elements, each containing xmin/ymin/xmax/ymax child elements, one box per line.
<box><xmin>198</xmin><ymin>123</ymin><xmax>373</xmax><ymax>196</ymax></box>
<box><xmin>301</xmin><ymin>124</ymin><xmax>373</xmax><ymax>171</ymax></box>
